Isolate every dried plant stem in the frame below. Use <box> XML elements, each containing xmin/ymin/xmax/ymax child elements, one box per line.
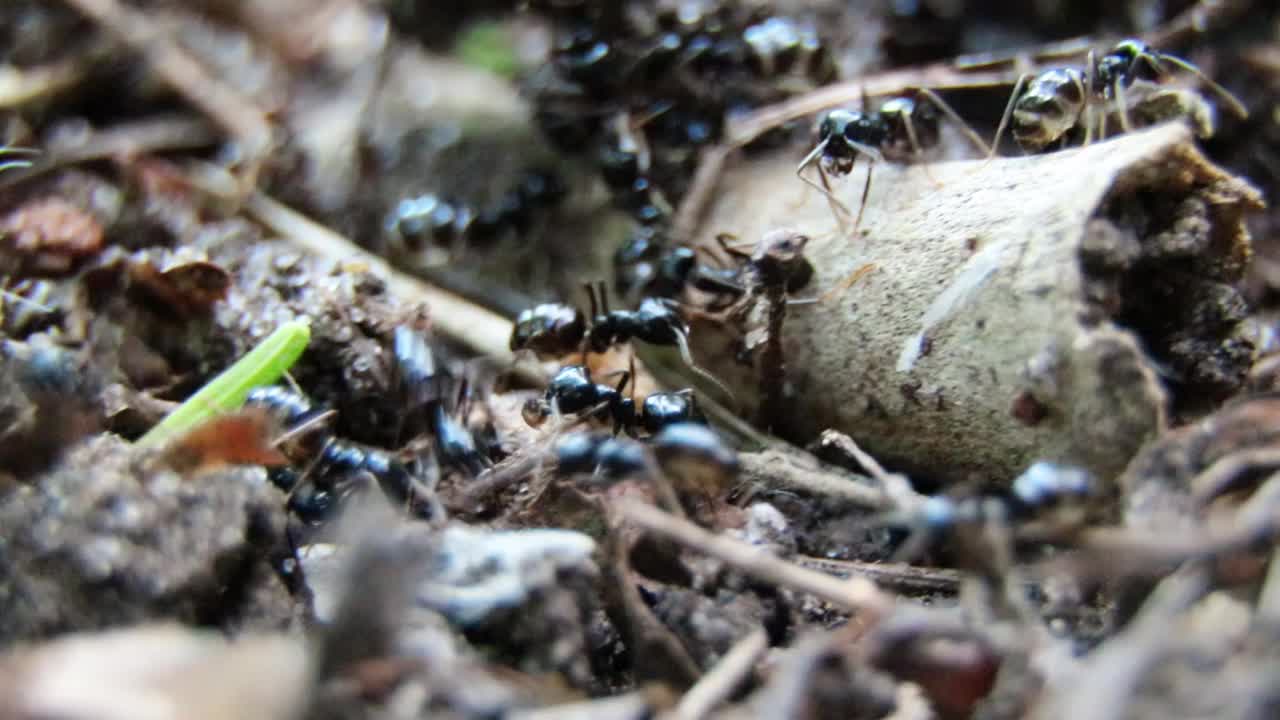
<box><xmin>671</xmin><ymin>627</ymin><xmax>768</xmax><ymax>720</ymax></box>
<box><xmin>615</xmin><ymin>499</ymin><xmax>892</xmax><ymax>617</ymax></box>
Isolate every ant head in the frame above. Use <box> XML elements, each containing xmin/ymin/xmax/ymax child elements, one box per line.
<box><xmin>755</xmin><ymin>230</ymin><xmax>813</xmax><ymax>289</ymax></box>
<box><xmin>817</xmin><ymin>109</ymin><xmax>858</xmax><ymax>142</ymax></box>
<box><xmin>521</xmin><ymin>397</ymin><xmax>551</xmax><ymax>428</ymax></box>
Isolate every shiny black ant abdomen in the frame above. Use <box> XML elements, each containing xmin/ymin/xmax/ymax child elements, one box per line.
<box><xmin>385</xmin><ymin>169</ymin><xmax>566</xmax><ymax>260</ymax></box>
<box><xmin>555</xmin><ymin>421</ymin><xmax>736</xmax><ymax>485</ymax></box>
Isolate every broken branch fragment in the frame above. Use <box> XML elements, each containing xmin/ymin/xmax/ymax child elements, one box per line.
<box><xmin>689</xmin><ymin>123</ymin><xmax>1262</xmax><ymax>484</ymax></box>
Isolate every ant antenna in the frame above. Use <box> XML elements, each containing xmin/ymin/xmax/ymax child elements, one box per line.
<box><xmin>669</xmin><ymin>326</ymin><xmax>738</xmax><ymax>411</ymax></box>
<box><xmin>987</xmin><ymin>73</ymin><xmax>1031</xmax><ymax>161</ymax></box>
<box><xmin>284</xmin><ymin>435</ymin><xmax>335</xmax><ymax>503</ymax></box>
<box><xmin>1151</xmin><ymin>51</ymin><xmax>1249</xmax><ymax>119</ymax></box>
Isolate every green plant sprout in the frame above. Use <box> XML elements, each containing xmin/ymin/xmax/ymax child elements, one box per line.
<box><xmin>0</xmin><ymin>146</ymin><xmax>38</xmax><ymax>172</ymax></box>
<box><xmin>137</xmin><ymin>320</ymin><xmax>311</xmax><ymax>448</ymax></box>
<box><xmin>455</xmin><ymin>22</ymin><xmax>520</xmax><ymax>78</ymax></box>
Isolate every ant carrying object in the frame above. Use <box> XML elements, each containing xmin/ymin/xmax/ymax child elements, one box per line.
<box><xmin>522</xmin><ymin>363</ymin><xmax>707</xmax><ymax>436</ymax></box>
<box><xmin>245</xmin><ymin>386</ymin><xmax>437</xmax><ymax>524</ymax></box>
<box><xmin>796</xmin><ymin>89</ymin><xmax>990</xmax><ymax>232</ymax></box>
<box><xmin>990</xmin><ymin>39</ymin><xmax>1248</xmax><ymax>153</ymax></box>
<box><xmin>509</xmin><ymin>282</ymin><xmax>735</xmax><ymax>402</ymax></box>
<box><xmin>716</xmin><ymin>230</ymin><xmax>814</xmax><ymax>429</ymax></box>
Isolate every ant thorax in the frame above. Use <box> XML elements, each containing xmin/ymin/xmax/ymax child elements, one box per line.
<box><xmin>1123</xmin><ymin>82</ymin><xmax>1216</xmax><ymax>139</ymax></box>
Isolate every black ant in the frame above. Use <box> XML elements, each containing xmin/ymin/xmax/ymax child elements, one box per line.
<box><xmin>888</xmin><ymin>461</ymin><xmax>1096</xmax><ymax>565</ymax></box>
<box><xmin>509</xmin><ymin>282</ymin><xmax>734</xmax><ymax>402</ymax></box>
<box><xmin>741</xmin><ymin>15</ymin><xmax>836</xmax><ymax>89</ymax></box>
<box><xmin>990</xmin><ymin>39</ymin><xmax>1247</xmax><ymax>154</ymax></box>
<box><xmin>614</xmin><ymin>230</ymin><xmax>746</xmax><ymax>306</ymax></box>
<box><xmin>245</xmin><ymin>386</ymin><xmax>439</xmax><ymax>523</ymax></box>
<box><xmin>797</xmin><ymin>90</ymin><xmax>989</xmax><ymax>231</ymax></box>
<box><xmin>393</xmin><ymin>326</ymin><xmax>496</xmax><ymax>477</ymax></box>
<box><xmin>555</xmin><ymin>421</ymin><xmax>738</xmax><ymax>495</ymax></box>
<box><xmin>386</xmin><ymin>169</ymin><xmax>566</xmax><ymax>260</ymax></box>
<box><xmin>522</xmin><ymin>363</ymin><xmax>707</xmax><ymax>436</ymax></box>
<box><xmin>716</xmin><ymin>229</ymin><xmax>814</xmax><ymax>428</ymax></box>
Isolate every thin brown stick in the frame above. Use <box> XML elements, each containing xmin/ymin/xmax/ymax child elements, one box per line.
<box><xmin>792</xmin><ymin>556</ymin><xmax>963</xmax><ymax>595</ymax></box>
<box><xmin>739</xmin><ymin>447</ymin><xmax>889</xmax><ymax>509</ymax></box>
<box><xmin>0</xmin><ymin>115</ymin><xmax>218</xmax><ymax>190</ymax></box>
<box><xmin>615</xmin><ymin>499</ymin><xmax>893</xmax><ymax>617</ymax></box>
<box><xmin>60</xmin><ymin>0</ymin><xmax>273</xmax><ymax>185</ymax></box>
<box><xmin>1143</xmin><ymin>0</ymin><xmax>1253</xmax><ymax>49</ymax></box>
<box><xmin>0</xmin><ymin>57</ymin><xmax>86</xmax><ymax>108</ymax></box>
<box><xmin>671</xmin><ymin>627</ymin><xmax>768</xmax><ymax>720</ymax></box>
<box><xmin>725</xmin><ymin>67</ymin><xmax>1015</xmax><ymax>149</ymax></box>
<box><xmin>240</xmin><ymin>187</ymin><xmax>528</xmax><ymax>366</ymax></box>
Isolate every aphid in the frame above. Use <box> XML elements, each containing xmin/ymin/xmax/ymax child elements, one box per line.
<box><xmin>797</xmin><ymin>91</ymin><xmax>988</xmax><ymax>230</ymax></box>
<box><xmin>990</xmin><ymin>39</ymin><xmax>1247</xmax><ymax>153</ymax></box>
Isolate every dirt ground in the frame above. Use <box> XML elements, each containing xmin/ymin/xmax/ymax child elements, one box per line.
<box><xmin>3</xmin><ymin>1</ymin><xmax>1280</xmax><ymax>719</ymax></box>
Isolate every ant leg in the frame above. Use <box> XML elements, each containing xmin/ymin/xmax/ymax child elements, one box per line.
<box><xmin>987</xmin><ymin>73</ymin><xmax>1029</xmax><ymax>162</ymax></box>
<box><xmin>1157</xmin><ymin>53</ymin><xmax>1249</xmax><ymax>119</ymax></box>
<box><xmin>285</xmin><ymin>436</ymin><xmax>334</xmax><ymax>503</ymax></box>
<box><xmin>796</xmin><ymin>140</ymin><xmax>854</xmax><ymax>227</ymax></box>
<box><xmin>716</xmin><ymin>232</ymin><xmax>754</xmax><ymax>261</ymax></box>
<box><xmin>899</xmin><ymin>109</ymin><xmax>942</xmax><ymax>188</ymax></box>
<box><xmin>1082</xmin><ymin>52</ymin><xmax>1097</xmax><ymax>147</ymax></box>
<box><xmin>1113</xmin><ymin>79</ymin><xmax>1131</xmax><ymax>134</ymax></box>
<box><xmin>580</xmin><ymin>284</ymin><xmax>598</xmax><ymax>366</ymax></box>
<box><xmin>917</xmin><ymin>87</ymin><xmax>991</xmax><ymax>156</ymax></box>
<box><xmin>849</xmin><ymin>156</ymin><xmax>876</xmax><ymax>237</ymax></box>
<box><xmin>671</xmin><ymin>328</ymin><xmax>738</xmax><ymax>411</ymax></box>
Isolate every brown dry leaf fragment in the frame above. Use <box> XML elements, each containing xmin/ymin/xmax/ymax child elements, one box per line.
<box><xmin>159</xmin><ymin>408</ymin><xmax>288</xmax><ymax>474</ymax></box>
<box><xmin>1</xmin><ymin>197</ymin><xmax>104</xmax><ymax>274</ymax></box>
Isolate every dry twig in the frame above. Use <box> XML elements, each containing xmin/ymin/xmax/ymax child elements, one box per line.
<box><xmin>670</xmin><ymin>627</ymin><xmax>768</xmax><ymax>720</ymax></box>
<box><xmin>615</xmin><ymin>499</ymin><xmax>893</xmax><ymax>617</ymax></box>
<box><xmin>61</xmin><ymin>0</ymin><xmax>274</xmax><ymax>192</ymax></box>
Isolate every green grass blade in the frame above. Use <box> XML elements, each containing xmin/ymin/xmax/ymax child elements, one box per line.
<box><xmin>137</xmin><ymin>320</ymin><xmax>311</xmax><ymax>447</ymax></box>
